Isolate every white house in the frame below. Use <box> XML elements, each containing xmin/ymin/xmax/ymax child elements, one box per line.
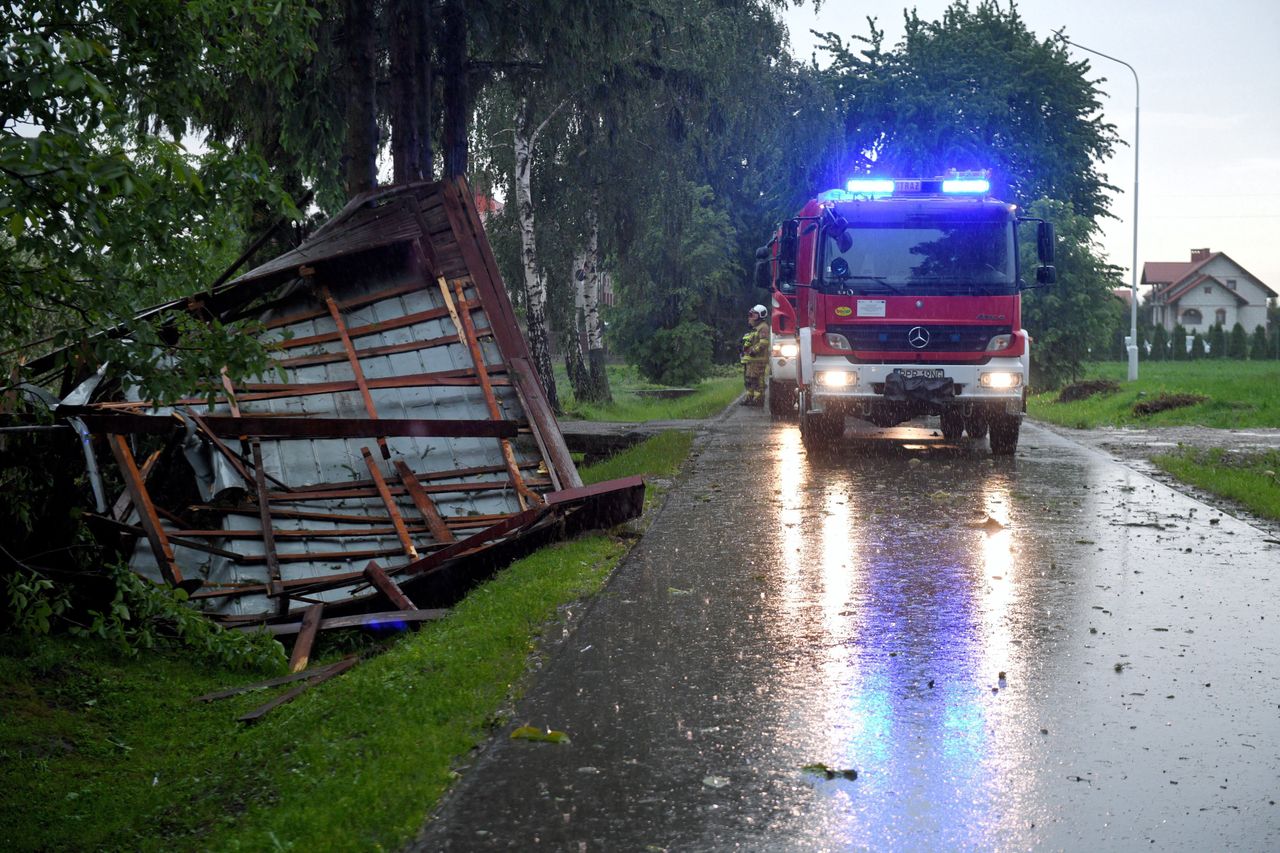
<box><xmin>1144</xmin><ymin>248</ymin><xmax>1275</xmax><ymax>334</ymax></box>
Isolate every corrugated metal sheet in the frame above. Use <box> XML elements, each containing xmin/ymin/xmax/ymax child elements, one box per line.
<box><xmin>58</xmin><ymin>179</ymin><xmax>641</xmax><ymax>625</ymax></box>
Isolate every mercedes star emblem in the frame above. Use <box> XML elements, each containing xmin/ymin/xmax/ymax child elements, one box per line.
<box><xmin>907</xmin><ymin>326</ymin><xmax>930</xmax><ymax>349</ymax></box>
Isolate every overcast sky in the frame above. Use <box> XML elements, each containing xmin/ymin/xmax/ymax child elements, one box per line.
<box><xmin>782</xmin><ymin>0</ymin><xmax>1280</xmax><ymax>294</ymax></box>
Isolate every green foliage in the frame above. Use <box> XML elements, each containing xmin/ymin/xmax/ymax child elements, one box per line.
<box><xmin>1</xmin><ymin>2</ymin><xmax>309</xmax><ymax>397</ymax></box>
<box><xmin>817</xmin><ymin>0</ymin><xmax>1118</xmax><ymax>220</ymax></box>
<box><xmin>1251</xmin><ymin>325</ymin><xmax>1270</xmax><ymax>360</ymax></box>
<box><xmin>1190</xmin><ymin>333</ymin><xmax>1206</xmax><ymax>359</ymax></box>
<box><xmin>1171</xmin><ymin>324</ymin><xmax>1188</xmax><ymax>360</ymax></box>
<box><xmin>611</xmin><ymin>178</ymin><xmax>738</xmax><ymax>383</ymax></box>
<box><xmin>1207</xmin><ymin>322</ymin><xmax>1226</xmax><ymax>358</ymax></box>
<box><xmin>70</xmin><ymin>563</ymin><xmax>286</xmax><ymax>673</ymax></box>
<box><xmin>1228</xmin><ymin>321</ymin><xmax>1248</xmax><ymax>359</ymax></box>
<box><xmin>4</xmin><ymin>567</ymin><xmax>69</xmax><ymax>635</ymax></box>
<box><xmin>1149</xmin><ymin>324</ymin><xmax>1168</xmax><ymax>361</ymax></box>
<box><xmin>1018</xmin><ymin>198</ymin><xmax>1121</xmax><ymax>389</ymax></box>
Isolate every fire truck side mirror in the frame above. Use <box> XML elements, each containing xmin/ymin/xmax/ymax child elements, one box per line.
<box><xmin>754</xmin><ymin>246</ymin><xmax>772</xmax><ymax>290</ymax></box>
<box><xmin>1037</xmin><ymin>221</ymin><xmax>1056</xmax><ymax>264</ymax></box>
<box><xmin>1036</xmin><ymin>265</ymin><xmax>1057</xmax><ymax>285</ymax></box>
<box><xmin>778</xmin><ymin>219</ymin><xmax>799</xmax><ymax>285</ymax></box>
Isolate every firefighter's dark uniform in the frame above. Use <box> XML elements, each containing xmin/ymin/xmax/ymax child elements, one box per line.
<box><xmin>740</xmin><ymin>316</ymin><xmax>770</xmax><ymax>405</ymax></box>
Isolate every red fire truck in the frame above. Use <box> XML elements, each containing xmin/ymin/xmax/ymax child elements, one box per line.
<box><xmin>755</xmin><ymin>174</ymin><xmax>1056</xmax><ymax>455</ymax></box>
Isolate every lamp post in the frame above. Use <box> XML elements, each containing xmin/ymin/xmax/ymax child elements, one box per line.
<box><xmin>1057</xmin><ymin>32</ymin><xmax>1140</xmax><ymax>381</ymax></box>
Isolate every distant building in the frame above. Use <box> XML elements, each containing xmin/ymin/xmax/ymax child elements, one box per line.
<box><xmin>1143</xmin><ymin>248</ymin><xmax>1275</xmax><ymax>333</ymax></box>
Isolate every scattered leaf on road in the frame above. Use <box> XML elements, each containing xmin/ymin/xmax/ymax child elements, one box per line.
<box><xmin>511</xmin><ymin>725</ymin><xmax>570</xmax><ymax>744</ymax></box>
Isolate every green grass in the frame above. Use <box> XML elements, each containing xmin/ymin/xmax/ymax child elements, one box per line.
<box><xmin>1029</xmin><ymin>360</ymin><xmax>1280</xmax><ymax>429</ymax></box>
<box><xmin>1152</xmin><ymin>448</ymin><xmax>1280</xmax><ymax>522</ymax></box>
<box><xmin>0</xmin><ymin>431</ymin><xmax>695</xmax><ymax>852</ymax></box>
<box><xmin>555</xmin><ymin>362</ymin><xmax>741</xmax><ymax>422</ymax></box>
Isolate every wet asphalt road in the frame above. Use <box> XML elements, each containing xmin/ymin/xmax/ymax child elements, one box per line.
<box><xmin>413</xmin><ymin>407</ymin><xmax>1280</xmax><ymax>851</ymax></box>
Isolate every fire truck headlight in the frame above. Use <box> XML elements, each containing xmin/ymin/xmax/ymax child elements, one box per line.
<box><xmin>986</xmin><ymin>334</ymin><xmax>1014</xmax><ymax>352</ymax></box>
<box><xmin>773</xmin><ymin>342</ymin><xmax>799</xmax><ymax>358</ymax></box>
<box><xmin>979</xmin><ymin>371</ymin><xmax>1021</xmax><ymax>389</ymax></box>
<box><xmin>824</xmin><ymin>333</ymin><xmax>852</xmax><ymax>352</ymax></box>
<box><xmin>818</xmin><ymin>370</ymin><xmax>854</xmax><ymax>388</ymax></box>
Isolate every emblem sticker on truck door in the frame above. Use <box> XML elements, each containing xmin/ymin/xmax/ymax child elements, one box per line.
<box><xmin>857</xmin><ymin>299</ymin><xmax>886</xmax><ymax>318</ymax></box>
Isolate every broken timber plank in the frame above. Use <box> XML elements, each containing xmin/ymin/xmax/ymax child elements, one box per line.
<box><xmin>361</xmin><ymin>447</ymin><xmax>418</xmax><ymax>558</ymax></box>
<box><xmin>288</xmin><ymin>603</ymin><xmax>324</xmax><ymax>673</ymax></box>
<box><xmin>195</xmin><ymin>656</ymin><xmax>357</xmax><ymax>703</ymax></box>
<box><xmin>238</xmin><ymin>656</ymin><xmax>360</xmax><ymax>724</ymax></box>
<box><xmin>394</xmin><ymin>459</ymin><xmax>455</xmax><ymax>543</ymax></box>
<box><xmin>363</xmin><ymin>562</ymin><xmax>416</xmax><ymax>610</ymax></box>
<box><xmin>250</xmin><ymin>609</ymin><xmax>449</xmax><ymax>636</ymax></box>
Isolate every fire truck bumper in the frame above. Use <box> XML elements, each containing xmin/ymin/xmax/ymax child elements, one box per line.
<box><xmin>808</xmin><ymin>356</ymin><xmax>1027</xmax><ymax>418</ymax></box>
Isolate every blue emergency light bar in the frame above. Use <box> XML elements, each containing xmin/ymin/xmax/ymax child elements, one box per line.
<box><xmin>845</xmin><ymin>179</ymin><xmax>896</xmax><ymax>195</ymax></box>
<box><xmin>942</xmin><ymin>178</ymin><xmax>991</xmax><ymax>194</ymax></box>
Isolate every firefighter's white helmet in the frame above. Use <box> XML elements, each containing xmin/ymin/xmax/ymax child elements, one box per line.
<box><xmin>750</xmin><ymin>304</ymin><xmax>768</xmax><ymax>317</ymax></box>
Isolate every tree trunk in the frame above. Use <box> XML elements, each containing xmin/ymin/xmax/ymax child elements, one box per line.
<box><xmin>415</xmin><ymin>0</ymin><xmax>433</xmax><ymax>180</ymax></box>
<box><xmin>514</xmin><ymin>97</ymin><xmax>558</xmax><ymax>410</ymax></box>
<box><xmin>342</xmin><ymin>0</ymin><xmax>378</xmax><ymax>198</ymax></box>
<box><xmin>582</xmin><ymin>199</ymin><xmax>612</xmax><ymax>402</ymax></box>
<box><xmin>441</xmin><ymin>0</ymin><xmax>468</xmax><ymax>177</ymax></box>
<box><xmin>562</xmin><ymin>251</ymin><xmax>591</xmax><ymax>401</ymax></box>
<box><xmin>389</xmin><ymin>0</ymin><xmax>418</xmax><ymax>184</ymax></box>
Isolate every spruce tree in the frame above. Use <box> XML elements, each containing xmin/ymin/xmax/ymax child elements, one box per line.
<box><xmin>1171</xmin><ymin>324</ymin><xmax>1188</xmax><ymax>361</ymax></box>
<box><xmin>1228</xmin><ymin>322</ymin><xmax>1248</xmax><ymax>359</ymax></box>
<box><xmin>1250</xmin><ymin>325</ymin><xmax>1269</xmax><ymax>360</ymax></box>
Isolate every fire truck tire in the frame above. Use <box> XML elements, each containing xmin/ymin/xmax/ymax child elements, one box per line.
<box><xmin>989</xmin><ymin>415</ymin><xmax>1020</xmax><ymax>455</ymax></box>
<box><xmin>965</xmin><ymin>416</ymin><xmax>989</xmax><ymax>439</ymax></box>
<box><xmin>800</xmin><ymin>397</ymin><xmax>843</xmax><ymax>447</ymax></box>
<box><xmin>940</xmin><ymin>411</ymin><xmax>964</xmax><ymax>440</ymax></box>
<box><xmin>768</xmin><ymin>380</ymin><xmax>796</xmax><ymax>419</ymax></box>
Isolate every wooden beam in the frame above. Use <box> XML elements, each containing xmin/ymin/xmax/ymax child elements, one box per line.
<box><xmin>394</xmin><ymin>460</ymin><xmax>455</xmax><ymax>543</ymax></box>
<box><xmin>361</xmin><ymin>447</ymin><xmax>418</xmax><ymax>558</ymax></box>
<box><xmin>106</xmin><ymin>435</ymin><xmax>182</xmax><ymax>586</ymax></box>
<box><xmin>72</xmin><ymin>412</ymin><xmax>520</xmax><ymax>441</ymax></box>
<box><xmin>250</xmin><ymin>440</ymin><xmax>286</xmax><ymax>608</ymax></box>
<box><xmin>320</xmin><ymin>283</ymin><xmax>390</xmax><ymax>458</ymax></box>
<box><xmin>110</xmin><ymin>447</ymin><xmax>161</xmax><ymax>522</ymax></box>
<box><xmin>437</xmin><ymin>274</ymin><xmax>539</xmax><ymax>510</ymax></box>
<box><xmin>288</xmin><ymin>603</ymin><xmax>324</xmax><ymax>673</ymax></box>
<box><xmin>363</xmin><ymin>561</ymin><xmax>416</xmax><ymax>610</ymax></box>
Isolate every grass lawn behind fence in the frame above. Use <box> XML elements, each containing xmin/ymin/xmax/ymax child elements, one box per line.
<box><xmin>0</xmin><ymin>431</ymin><xmax>695</xmax><ymax>853</ymax></box>
<box><xmin>1028</xmin><ymin>361</ymin><xmax>1280</xmax><ymax>430</ymax></box>
<box><xmin>554</xmin><ymin>362</ymin><xmax>741</xmax><ymax>422</ymax></box>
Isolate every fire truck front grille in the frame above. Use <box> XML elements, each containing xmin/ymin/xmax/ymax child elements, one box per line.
<box><xmin>829</xmin><ymin>324</ymin><xmax>1011</xmax><ymax>353</ymax></box>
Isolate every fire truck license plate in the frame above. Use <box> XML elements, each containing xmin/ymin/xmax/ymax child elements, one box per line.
<box><xmin>899</xmin><ymin>368</ymin><xmax>944</xmax><ymax>380</ymax></box>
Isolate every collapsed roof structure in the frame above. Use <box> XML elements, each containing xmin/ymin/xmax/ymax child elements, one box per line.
<box><xmin>19</xmin><ymin>179</ymin><xmax>643</xmax><ymax>631</ymax></box>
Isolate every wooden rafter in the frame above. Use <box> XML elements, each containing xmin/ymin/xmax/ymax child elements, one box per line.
<box><xmin>320</xmin><ymin>282</ymin><xmax>390</xmax><ymax>458</ymax></box>
<box><xmin>360</xmin><ymin>446</ymin><xmax>418</xmax><ymax>558</ymax></box>
<box><xmin>106</xmin><ymin>435</ymin><xmax>182</xmax><ymax>586</ymax></box>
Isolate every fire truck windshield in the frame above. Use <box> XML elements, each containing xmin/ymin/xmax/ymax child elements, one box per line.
<box><xmin>820</xmin><ymin>221</ymin><xmax>1016</xmax><ymax>296</ymax></box>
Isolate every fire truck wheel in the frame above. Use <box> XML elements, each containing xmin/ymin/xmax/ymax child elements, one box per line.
<box><xmin>800</xmin><ymin>402</ymin><xmax>843</xmax><ymax>447</ymax></box>
<box><xmin>768</xmin><ymin>381</ymin><xmax>796</xmax><ymax>419</ymax></box>
<box><xmin>940</xmin><ymin>411</ymin><xmax>964</xmax><ymax>440</ymax></box>
<box><xmin>989</xmin><ymin>415</ymin><xmax>1020</xmax><ymax>455</ymax></box>
<box><xmin>965</xmin><ymin>417</ymin><xmax>989</xmax><ymax>439</ymax></box>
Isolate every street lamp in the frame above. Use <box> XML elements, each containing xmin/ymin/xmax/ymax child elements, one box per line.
<box><xmin>1056</xmin><ymin>31</ymin><xmax>1140</xmax><ymax>381</ymax></box>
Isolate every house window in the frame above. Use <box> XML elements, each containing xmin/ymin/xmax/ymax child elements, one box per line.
<box><xmin>1204</xmin><ymin>286</ymin><xmax>1212</xmax><ymax>294</ymax></box>
<box><xmin>1226</xmin><ymin>278</ymin><xmax>1237</xmax><ymax>290</ymax></box>
<box><xmin>1216</xmin><ymin>309</ymin><xmax>1227</xmax><ymax>325</ymax></box>
<box><xmin>1181</xmin><ymin>309</ymin><xmax>1203</xmax><ymax>325</ymax></box>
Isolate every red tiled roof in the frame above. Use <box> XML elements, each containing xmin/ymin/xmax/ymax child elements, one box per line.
<box><xmin>1144</xmin><ymin>252</ymin><xmax>1220</xmax><ymax>293</ymax></box>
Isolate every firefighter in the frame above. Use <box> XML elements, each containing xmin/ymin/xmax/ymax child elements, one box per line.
<box><xmin>740</xmin><ymin>304</ymin><xmax>770</xmax><ymax>405</ymax></box>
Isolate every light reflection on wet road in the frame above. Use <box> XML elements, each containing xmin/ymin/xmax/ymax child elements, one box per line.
<box><xmin>415</xmin><ymin>409</ymin><xmax>1280</xmax><ymax>851</ymax></box>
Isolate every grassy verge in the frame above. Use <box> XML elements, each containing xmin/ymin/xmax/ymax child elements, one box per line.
<box><xmin>0</xmin><ymin>431</ymin><xmax>695</xmax><ymax>852</ymax></box>
<box><xmin>1151</xmin><ymin>447</ymin><xmax>1280</xmax><ymax>522</ymax></box>
<box><xmin>1028</xmin><ymin>360</ymin><xmax>1280</xmax><ymax>429</ymax></box>
<box><xmin>555</xmin><ymin>362</ymin><xmax>741</xmax><ymax>422</ymax></box>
